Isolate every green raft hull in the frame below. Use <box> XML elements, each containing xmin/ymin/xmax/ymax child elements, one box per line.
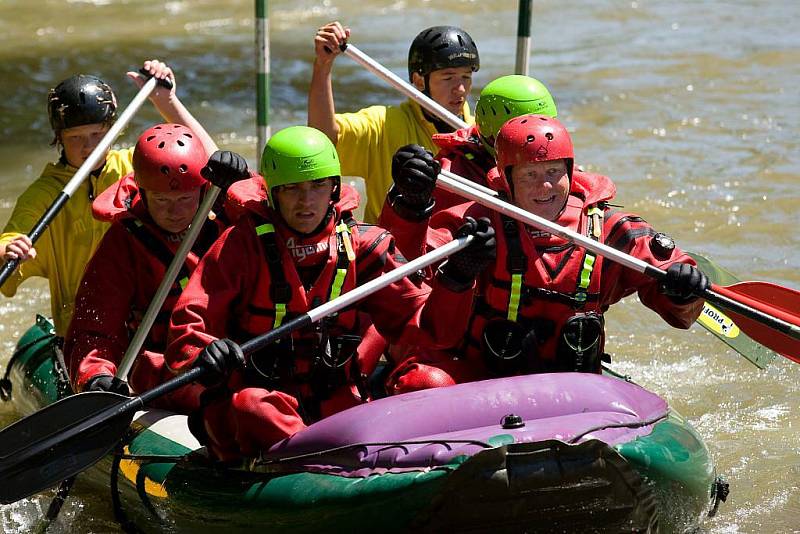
<box><xmin>5</xmin><ymin>316</ymin><xmax>722</xmax><ymax>533</ymax></box>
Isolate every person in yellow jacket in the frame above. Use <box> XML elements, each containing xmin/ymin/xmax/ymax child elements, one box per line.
<box><xmin>308</xmin><ymin>22</ymin><xmax>480</xmax><ymax>223</ymax></box>
<box><xmin>0</xmin><ymin>59</ymin><xmax>216</xmax><ymax>337</ymax></box>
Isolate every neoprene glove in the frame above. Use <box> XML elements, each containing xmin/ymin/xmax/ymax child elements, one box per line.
<box><xmin>441</xmin><ymin>216</ymin><xmax>496</xmax><ymax>288</ymax></box>
<box><xmin>388</xmin><ymin>144</ymin><xmax>440</xmax><ymax>219</ymax></box>
<box><xmin>195</xmin><ymin>338</ymin><xmax>246</xmax><ymax>387</ymax></box>
<box><xmin>85</xmin><ymin>374</ymin><xmax>131</xmax><ymax>396</ymax></box>
<box><xmin>201</xmin><ymin>150</ymin><xmax>250</xmax><ymax>191</ymax></box>
<box><xmin>660</xmin><ymin>263</ymin><xmax>709</xmax><ymax>303</ymax></box>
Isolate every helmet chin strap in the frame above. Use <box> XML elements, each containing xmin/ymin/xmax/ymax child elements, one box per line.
<box><xmin>413</xmin><ymin>73</ymin><xmax>459</xmax><ymax>133</ymax></box>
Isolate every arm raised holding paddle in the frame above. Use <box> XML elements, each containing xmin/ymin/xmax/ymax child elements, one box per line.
<box><xmin>307</xmin><ymin>23</ymin><xmax>480</xmax><ymax>223</ymax></box>
<box><xmin>0</xmin><ymin>59</ymin><xmax>214</xmax><ymax>337</ymax></box>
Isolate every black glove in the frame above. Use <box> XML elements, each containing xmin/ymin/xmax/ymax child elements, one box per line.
<box><xmin>441</xmin><ymin>216</ymin><xmax>496</xmax><ymax>289</ymax></box>
<box><xmin>195</xmin><ymin>338</ymin><xmax>245</xmax><ymax>387</ymax></box>
<box><xmin>85</xmin><ymin>374</ymin><xmax>131</xmax><ymax>396</ymax></box>
<box><xmin>388</xmin><ymin>144</ymin><xmax>440</xmax><ymax>219</ymax></box>
<box><xmin>201</xmin><ymin>150</ymin><xmax>250</xmax><ymax>191</ymax></box>
<box><xmin>660</xmin><ymin>263</ymin><xmax>709</xmax><ymax>303</ymax></box>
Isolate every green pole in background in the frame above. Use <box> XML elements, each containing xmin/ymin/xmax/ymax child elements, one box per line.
<box><xmin>515</xmin><ymin>0</ymin><xmax>532</xmax><ymax>75</ymax></box>
<box><xmin>256</xmin><ymin>0</ymin><xmax>270</xmax><ymax>155</ymax></box>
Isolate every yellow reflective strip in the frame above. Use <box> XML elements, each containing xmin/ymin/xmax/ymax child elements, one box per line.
<box><xmin>579</xmin><ymin>254</ymin><xmax>596</xmax><ymax>289</ymax></box>
<box><xmin>179</xmin><ymin>277</ymin><xmax>189</xmax><ymax>289</ymax></box>
<box><xmin>256</xmin><ymin>223</ymin><xmax>275</xmax><ymax>236</ymax></box>
<box><xmin>507</xmin><ymin>273</ymin><xmax>523</xmax><ymax>321</ymax></box>
<box><xmin>330</xmin><ymin>268</ymin><xmax>347</xmax><ymax>301</ymax></box>
<box><xmin>465</xmin><ymin>153</ymin><xmax>474</xmax><ymax>160</ymax></box>
<box><xmin>273</xmin><ymin>303</ymin><xmax>286</xmax><ymax>328</ymax></box>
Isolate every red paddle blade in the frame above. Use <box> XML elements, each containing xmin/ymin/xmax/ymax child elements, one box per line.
<box><xmin>712</xmin><ymin>281</ymin><xmax>800</xmax><ymax>364</ymax></box>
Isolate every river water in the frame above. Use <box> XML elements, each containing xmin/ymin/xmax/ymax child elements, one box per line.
<box><xmin>0</xmin><ymin>1</ymin><xmax>797</xmax><ymax>532</ymax></box>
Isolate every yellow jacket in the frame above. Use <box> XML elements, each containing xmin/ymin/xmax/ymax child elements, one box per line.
<box><xmin>335</xmin><ymin>99</ymin><xmax>473</xmax><ymax>223</ymax></box>
<box><xmin>0</xmin><ymin>148</ymin><xmax>134</xmax><ymax>335</ymax></box>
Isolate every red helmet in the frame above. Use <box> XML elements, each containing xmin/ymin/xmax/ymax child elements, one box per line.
<box><xmin>495</xmin><ymin>114</ymin><xmax>574</xmax><ymax>184</ymax></box>
<box><xmin>132</xmin><ymin>124</ymin><xmax>207</xmax><ymax>192</ymax></box>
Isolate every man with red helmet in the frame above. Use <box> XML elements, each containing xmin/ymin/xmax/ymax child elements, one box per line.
<box><xmin>0</xmin><ymin>60</ymin><xmax>215</xmax><ymax>338</ymax></box>
<box><xmin>308</xmin><ymin>22</ymin><xmax>480</xmax><ymax>223</ymax></box>
<box><xmin>164</xmin><ymin>126</ymin><xmax>490</xmax><ymax>461</ymax></box>
<box><xmin>65</xmin><ymin>124</ymin><xmax>250</xmax><ymax>406</ymax></box>
<box><xmin>379</xmin><ymin>75</ymin><xmax>560</xmax><ymax>260</ymax></box>
<box><xmin>383</xmin><ymin>114</ymin><xmax>709</xmax><ymax>385</ymax></box>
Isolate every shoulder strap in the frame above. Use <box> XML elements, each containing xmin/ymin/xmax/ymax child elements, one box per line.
<box><xmin>120</xmin><ymin>218</ymin><xmax>191</xmax><ymax>292</ymax></box>
<box><xmin>255</xmin><ymin>222</ymin><xmax>292</xmax><ymax>328</ymax></box>
<box><xmin>574</xmin><ymin>203</ymin><xmax>605</xmax><ymax>304</ymax></box>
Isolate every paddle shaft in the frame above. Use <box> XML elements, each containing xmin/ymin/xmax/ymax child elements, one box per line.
<box><xmin>240</xmin><ymin>234</ymin><xmax>473</xmax><ymax>355</ymax></box>
<box><xmin>436</xmin><ymin>173</ymin><xmax>800</xmax><ymax>342</ymax></box>
<box><xmin>342</xmin><ymin>45</ymin><xmax>797</xmax><ymax>362</ymax></box>
<box><xmin>0</xmin><ymin>232</ymin><xmax>474</xmax><ymax>494</ymax></box>
<box><xmin>0</xmin><ymin>76</ymin><xmax>161</xmax><ymax>288</ymax></box>
<box><xmin>116</xmin><ymin>182</ymin><xmax>221</xmax><ymax>379</ymax></box>
<box><xmin>341</xmin><ymin>43</ymin><xmax>468</xmax><ymax>131</ymax></box>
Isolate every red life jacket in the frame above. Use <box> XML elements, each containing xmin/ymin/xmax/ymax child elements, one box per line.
<box><xmin>464</xmin><ymin>169</ymin><xmax>617</xmax><ymax>374</ymax></box>
<box><xmin>229</xmin><ymin>185</ymin><xmax>371</xmax><ymax>412</ymax></box>
<box><xmin>91</xmin><ymin>174</ymin><xmax>222</xmax><ymax>347</ymax></box>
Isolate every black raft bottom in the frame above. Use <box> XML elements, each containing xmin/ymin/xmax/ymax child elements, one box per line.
<box><xmin>412</xmin><ymin>439</ymin><xmax>658</xmax><ymax>534</ymax></box>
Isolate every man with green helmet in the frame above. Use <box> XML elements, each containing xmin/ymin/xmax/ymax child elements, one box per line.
<box><xmin>378</xmin><ymin>74</ymin><xmax>558</xmax><ymax>258</ymax></box>
<box><xmin>165</xmin><ymin>126</ymin><xmax>491</xmax><ymax>461</ymax></box>
<box><xmin>308</xmin><ymin>21</ymin><xmax>480</xmax><ymax>223</ymax></box>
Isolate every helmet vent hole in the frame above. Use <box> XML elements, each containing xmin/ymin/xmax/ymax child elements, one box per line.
<box><xmin>160</xmin><ymin>165</ymin><xmax>170</xmax><ymax>175</ymax></box>
<box><xmin>176</xmin><ymin>139</ymin><xmax>185</xmax><ymax>147</ymax></box>
<box><xmin>154</xmin><ymin>125</ymin><xmax>162</xmax><ymax>130</ymax></box>
<box><xmin>539</xmin><ymin>116</ymin><xmax>548</xmax><ymax>121</ymax></box>
<box><xmin>157</xmin><ymin>141</ymin><xmax>165</xmax><ymax>149</ymax></box>
<box><xmin>179</xmin><ymin>164</ymin><xmax>188</xmax><ymax>173</ymax></box>
<box><xmin>146</xmin><ymin>136</ymin><xmax>155</xmax><ymax>142</ymax></box>
<box><xmin>545</xmin><ymin>133</ymin><xmax>554</xmax><ymax>140</ymax></box>
<box><xmin>434</xmin><ymin>43</ymin><xmax>448</xmax><ymax>51</ymax></box>
<box><xmin>183</xmin><ymin>133</ymin><xmax>193</xmax><ymax>138</ymax></box>
<box><xmin>272</xmin><ymin>161</ymin><xmax>277</xmax><ymax>170</ymax></box>
<box><xmin>520</xmin><ymin>118</ymin><xmax>528</xmax><ymax>124</ymax></box>
<box><xmin>503</xmin><ymin>105</ymin><xmax>511</xmax><ymax>115</ymax></box>
<box><xmin>526</xmin><ymin>135</ymin><xmax>535</xmax><ymax>143</ymax></box>
<box><xmin>457</xmin><ymin>35</ymin><xmax>464</xmax><ymax>46</ymax></box>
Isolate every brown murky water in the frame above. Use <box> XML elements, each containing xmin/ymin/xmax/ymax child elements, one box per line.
<box><xmin>0</xmin><ymin>1</ymin><xmax>797</xmax><ymax>532</ymax></box>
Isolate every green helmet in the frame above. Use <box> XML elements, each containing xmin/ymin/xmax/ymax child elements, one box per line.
<box><xmin>475</xmin><ymin>75</ymin><xmax>558</xmax><ymax>156</ymax></box>
<box><xmin>260</xmin><ymin>126</ymin><xmax>341</xmax><ymax>207</ymax></box>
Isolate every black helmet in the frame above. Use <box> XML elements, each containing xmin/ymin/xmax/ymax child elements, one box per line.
<box><xmin>47</xmin><ymin>74</ymin><xmax>117</xmax><ymax>132</ymax></box>
<box><xmin>407</xmin><ymin>26</ymin><xmax>480</xmax><ymax>81</ymax></box>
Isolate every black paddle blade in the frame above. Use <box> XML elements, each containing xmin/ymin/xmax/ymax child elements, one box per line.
<box><xmin>0</xmin><ymin>391</ymin><xmax>133</xmax><ymax>504</ymax></box>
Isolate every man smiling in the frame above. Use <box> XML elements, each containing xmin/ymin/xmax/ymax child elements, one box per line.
<box><xmin>381</xmin><ymin>114</ymin><xmax>710</xmax><ymax>388</ymax></box>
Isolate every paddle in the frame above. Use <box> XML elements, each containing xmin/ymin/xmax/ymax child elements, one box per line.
<box><xmin>0</xmin><ymin>75</ymin><xmax>170</xmax><ymax>289</ymax></box>
<box><xmin>342</xmin><ymin>43</ymin><xmax>780</xmax><ymax>367</ymax></box>
<box><xmin>687</xmin><ymin>252</ymin><xmax>776</xmax><ymax>369</ymax></box>
<box><xmin>436</xmin><ymin>172</ymin><xmax>800</xmax><ymax>364</ymax></box>
<box><xmin>114</xmin><ymin>157</ymin><xmax>221</xmax><ymax>383</ymax></box>
<box><xmin>0</xmin><ymin>234</ymin><xmax>473</xmax><ymax>504</ymax></box>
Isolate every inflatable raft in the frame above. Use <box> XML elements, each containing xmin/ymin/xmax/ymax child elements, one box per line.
<box><xmin>2</xmin><ymin>316</ymin><xmax>727</xmax><ymax>533</ymax></box>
